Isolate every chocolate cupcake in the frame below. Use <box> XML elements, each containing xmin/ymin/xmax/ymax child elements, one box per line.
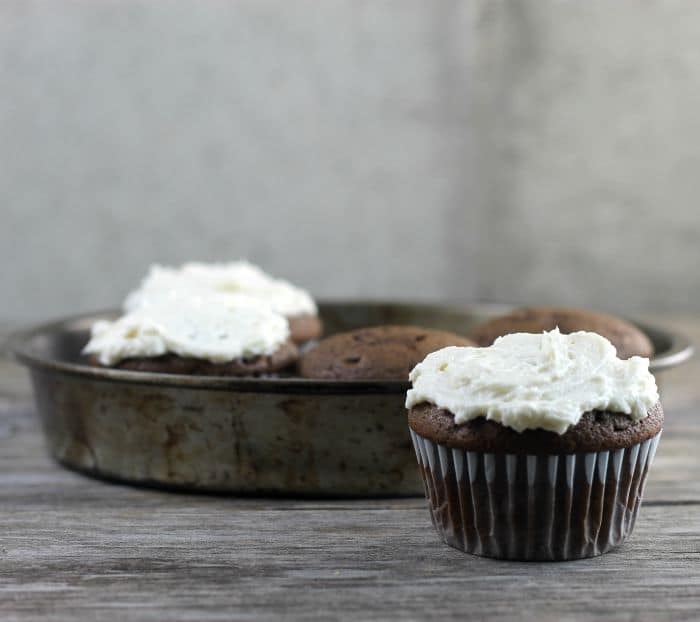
<box><xmin>299</xmin><ymin>325</ymin><xmax>474</xmax><ymax>381</ymax></box>
<box><xmin>406</xmin><ymin>329</ymin><xmax>662</xmax><ymax>560</ymax></box>
<box><xmin>102</xmin><ymin>341</ymin><xmax>299</xmax><ymax>376</ymax></box>
<box><xmin>124</xmin><ymin>262</ymin><xmax>322</xmax><ymax>345</ymax></box>
<box><xmin>470</xmin><ymin>306</ymin><xmax>653</xmax><ymax>359</ymax></box>
<box><xmin>83</xmin><ymin>297</ymin><xmax>299</xmax><ymax>376</ymax></box>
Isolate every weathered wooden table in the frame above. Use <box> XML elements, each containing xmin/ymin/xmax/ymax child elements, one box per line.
<box><xmin>0</xmin><ymin>316</ymin><xmax>698</xmax><ymax>621</ymax></box>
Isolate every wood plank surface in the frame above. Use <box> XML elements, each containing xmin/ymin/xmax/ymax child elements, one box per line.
<box><xmin>0</xmin><ymin>315</ymin><xmax>698</xmax><ymax>620</ymax></box>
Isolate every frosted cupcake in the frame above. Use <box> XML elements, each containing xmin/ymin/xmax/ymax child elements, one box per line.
<box><xmin>83</xmin><ymin>294</ymin><xmax>298</xmax><ymax>376</ymax></box>
<box><xmin>406</xmin><ymin>329</ymin><xmax>662</xmax><ymax>561</ymax></box>
<box><xmin>124</xmin><ymin>262</ymin><xmax>322</xmax><ymax>344</ymax></box>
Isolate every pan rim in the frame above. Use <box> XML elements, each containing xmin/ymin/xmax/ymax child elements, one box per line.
<box><xmin>6</xmin><ymin>300</ymin><xmax>693</xmax><ymax>393</ymax></box>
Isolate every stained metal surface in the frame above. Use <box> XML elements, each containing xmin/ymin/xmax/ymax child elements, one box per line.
<box><xmin>8</xmin><ymin>302</ymin><xmax>694</xmax><ymax>497</ymax></box>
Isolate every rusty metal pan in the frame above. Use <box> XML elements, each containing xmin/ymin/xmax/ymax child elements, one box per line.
<box><xmin>7</xmin><ymin>302</ymin><xmax>694</xmax><ymax>497</ymax></box>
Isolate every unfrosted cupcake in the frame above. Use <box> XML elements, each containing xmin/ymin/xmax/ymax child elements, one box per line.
<box><xmin>470</xmin><ymin>306</ymin><xmax>653</xmax><ymax>359</ymax></box>
<box><xmin>406</xmin><ymin>329</ymin><xmax>662</xmax><ymax>561</ymax></box>
<box><xmin>83</xmin><ymin>295</ymin><xmax>299</xmax><ymax>376</ymax></box>
<box><xmin>299</xmin><ymin>325</ymin><xmax>474</xmax><ymax>380</ymax></box>
<box><xmin>124</xmin><ymin>262</ymin><xmax>322</xmax><ymax>344</ymax></box>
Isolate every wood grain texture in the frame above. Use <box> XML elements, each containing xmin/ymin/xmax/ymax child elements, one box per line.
<box><xmin>0</xmin><ymin>315</ymin><xmax>698</xmax><ymax>620</ymax></box>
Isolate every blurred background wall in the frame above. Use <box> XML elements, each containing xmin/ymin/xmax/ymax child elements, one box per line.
<box><xmin>1</xmin><ymin>1</ymin><xmax>699</xmax><ymax>322</ymax></box>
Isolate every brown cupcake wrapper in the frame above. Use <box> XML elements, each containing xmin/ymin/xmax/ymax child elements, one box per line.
<box><xmin>409</xmin><ymin>429</ymin><xmax>661</xmax><ymax>561</ymax></box>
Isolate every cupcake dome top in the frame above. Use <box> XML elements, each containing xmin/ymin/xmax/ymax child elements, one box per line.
<box><xmin>405</xmin><ymin>328</ymin><xmax>658</xmax><ymax>435</ymax></box>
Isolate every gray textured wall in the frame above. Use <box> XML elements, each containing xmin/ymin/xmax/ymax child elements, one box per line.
<box><xmin>1</xmin><ymin>1</ymin><xmax>698</xmax><ymax>323</ymax></box>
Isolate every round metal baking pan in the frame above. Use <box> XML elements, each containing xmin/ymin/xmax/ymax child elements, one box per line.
<box><xmin>7</xmin><ymin>302</ymin><xmax>693</xmax><ymax>497</ymax></box>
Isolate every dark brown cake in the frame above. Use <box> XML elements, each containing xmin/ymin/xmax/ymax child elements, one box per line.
<box><xmin>408</xmin><ymin>401</ymin><xmax>664</xmax><ymax>454</ymax></box>
<box><xmin>298</xmin><ymin>325</ymin><xmax>475</xmax><ymax>380</ymax></box>
<box><xmin>408</xmin><ymin>401</ymin><xmax>663</xmax><ymax>560</ymax></box>
<box><xmin>469</xmin><ymin>307</ymin><xmax>654</xmax><ymax>359</ymax></box>
<box><xmin>92</xmin><ymin>339</ymin><xmax>299</xmax><ymax>376</ymax></box>
<box><xmin>287</xmin><ymin>313</ymin><xmax>323</xmax><ymax>344</ymax></box>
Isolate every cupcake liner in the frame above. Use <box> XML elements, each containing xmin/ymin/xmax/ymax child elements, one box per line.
<box><xmin>409</xmin><ymin>429</ymin><xmax>661</xmax><ymax>561</ymax></box>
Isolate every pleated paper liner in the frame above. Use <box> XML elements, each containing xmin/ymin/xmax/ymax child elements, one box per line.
<box><xmin>410</xmin><ymin>429</ymin><xmax>661</xmax><ymax>561</ymax></box>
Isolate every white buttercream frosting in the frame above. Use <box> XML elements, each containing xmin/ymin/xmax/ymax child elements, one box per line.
<box><xmin>405</xmin><ymin>329</ymin><xmax>659</xmax><ymax>435</ymax></box>
<box><xmin>83</xmin><ymin>295</ymin><xmax>290</xmax><ymax>365</ymax></box>
<box><xmin>124</xmin><ymin>262</ymin><xmax>317</xmax><ymax>317</ymax></box>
